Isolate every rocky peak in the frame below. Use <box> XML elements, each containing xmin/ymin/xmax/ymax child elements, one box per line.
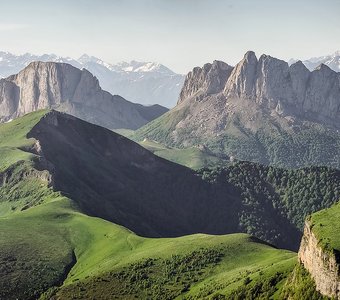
<box><xmin>5</xmin><ymin>61</ymin><xmax>97</xmax><ymax>116</ymax></box>
<box><xmin>177</xmin><ymin>51</ymin><xmax>340</xmax><ymax>126</ymax></box>
<box><xmin>225</xmin><ymin>52</ymin><xmax>340</xmax><ymax>123</ymax></box>
<box><xmin>224</xmin><ymin>51</ymin><xmax>258</xmax><ymax>98</ymax></box>
<box><xmin>0</xmin><ymin>61</ymin><xmax>167</xmax><ymax>129</ymax></box>
<box><xmin>178</xmin><ymin>60</ymin><xmax>232</xmax><ymax>104</ymax></box>
<box><xmin>254</xmin><ymin>54</ymin><xmax>292</xmax><ymax>107</ymax></box>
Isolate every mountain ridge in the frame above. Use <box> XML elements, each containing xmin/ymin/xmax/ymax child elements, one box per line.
<box><xmin>0</xmin><ymin>51</ymin><xmax>185</xmax><ymax>107</ymax></box>
<box><xmin>289</xmin><ymin>50</ymin><xmax>340</xmax><ymax>73</ymax></box>
<box><xmin>0</xmin><ymin>61</ymin><xmax>168</xmax><ymax>129</ymax></box>
<box><xmin>0</xmin><ymin>109</ymin><xmax>339</xmax><ymax>299</ymax></box>
<box><xmin>133</xmin><ymin>51</ymin><xmax>340</xmax><ymax>169</ymax></box>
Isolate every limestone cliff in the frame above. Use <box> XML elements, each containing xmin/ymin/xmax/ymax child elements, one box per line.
<box><xmin>298</xmin><ymin>220</ymin><xmax>340</xmax><ymax>298</ymax></box>
<box><xmin>179</xmin><ymin>51</ymin><xmax>340</xmax><ymax>127</ymax></box>
<box><xmin>224</xmin><ymin>53</ymin><xmax>340</xmax><ymax>124</ymax></box>
<box><xmin>178</xmin><ymin>60</ymin><xmax>233</xmax><ymax>104</ymax></box>
<box><xmin>0</xmin><ymin>62</ymin><xmax>168</xmax><ymax>129</ymax></box>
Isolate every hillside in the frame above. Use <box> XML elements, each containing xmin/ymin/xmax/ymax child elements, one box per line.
<box><xmin>139</xmin><ymin>139</ymin><xmax>229</xmax><ymax>169</ymax></box>
<box><xmin>1</xmin><ymin>111</ymin><xmax>340</xmax><ymax>250</ymax></box>
<box><xmin>0</xmin><ymin>61</ymin><xmax>168</xmax><ymax>129</ymax></box>
<box><xmin>133</xmin><ymin>52</ymin><xmax>340</xmax><ymax>169</ymax></box>
<box><xmin>0</xmin><ymin>110</ymin><xmax>299</xmax><ymax>299</ymax></box>
<box><xmin>1</xmin><ymin>110</ymin><xmax>340</xmax><ymax>299</ymax></box>
<box><xmin>0</xmin><ymin>198</ymin><xmax>297</xmax><ymax>300</ymax></box>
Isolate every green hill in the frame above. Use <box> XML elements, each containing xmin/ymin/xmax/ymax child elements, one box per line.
<box><xmin>1</xmin><ymin>110</ymin><xmax>340</xmax><ymax>249</ymax></box>
<box><xmin>0</xmin><ymin>196</ymin><xmax>297</xmax><ymax>299</ymax></box>
<box><xmin>1</xmin><ymin>110</ymin><xmax>339</xmax><ymax>299</ymax></box>
<box><xmin>0</xmin><ymin>110</ymin><xmax>296</xmax><ymax>299</ymax></box>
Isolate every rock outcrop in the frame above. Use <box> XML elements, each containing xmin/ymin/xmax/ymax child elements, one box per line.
<box><xmin>178</xmin><ymin>51</ymin><xmax>340</xmax><ymax>126</ymax></box>
<box><xmin>223</xmin><ymin>52</ymin><xmax>340</xmax><ymax>124</ymax></box>
<box><xmin>133</xmin><ymin>51</ymin><xmax>340</xmax><ymax>168</ymax></box>
<box><xmin>0</xmin><ymin>62</ymin><xmax>168</xmax><ymax>129</ymax></box>
<box><xmin>299</xmin><ymin>220</ymin><xmax>340</xmax><ymax>298</ymax></box>
<box><xmin>0</xmin><ymin>51</ymin><xmax>185</xmax><ymax>107</ymax></box>
<box><xmin>178</xmin><ymin>60</ymin><xmax>233</xmax><ymax>103</ymax></box>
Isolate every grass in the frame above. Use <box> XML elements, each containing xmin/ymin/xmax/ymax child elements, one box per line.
<box><xmin>0</xmin><ymin>197</ymin><xmax>296</xmax><ymax>299</ymax></box>
<box><xmin>140</xmin><ymin>139</ymin><xmax>228</xmax><ymax>169</ymax></box>
<box><xmin>280</xmin><ymin>263</ymin><xmax>328</xmax><ymax>300</ymax></box>
<box><xmin>0</xmin><ymin>110</ymin><xmax>55</xmax><ymax>216</ymax></box>
<box><xmin>310</xmin><ymin>201</ymin><xmax>340</xmax><ymax>252</ymax></box>
<box><xmin>0</xmin><ymin>110</ymin><xmax>297</xmax><ymax>299</ymax></box>
<box><xmin>0</xmin><ymin>109</ymin><xmax>48</xmax><ymax>172</ymax></box>
<box><xmin>0</xmin><ymin>109</ymin><xmax>47</xmax><ymax>147</ymax></box>
<box><xmin>132</xmin><ymin>103</ymin><xmax>340</xmax><ymax>169</ymax></box>
<box><xmin>113</xmin><ymin>128</ymin><xmax>135</xmax><ymax>137</ymax></box>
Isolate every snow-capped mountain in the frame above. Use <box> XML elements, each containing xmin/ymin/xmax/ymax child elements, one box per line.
<box><xmin>0</xmin><ymin>51</ymin><xmax>185</xmax><ymax>107</ymax></box>
<box><xmin>289</xmin><ymin>51</ymin><xmax>340</xmax><ymax>72</ymax></box>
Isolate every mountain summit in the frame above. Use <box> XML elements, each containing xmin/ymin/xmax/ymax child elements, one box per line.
<box><xmin>289</xmin><ymin>50</ymin><xmax>340</xmax><ymax>72</ymax></box>
<box><xmin>134</xmin><ymin>51</ymin><xmax>340</xmax><ymax>168</ymax></box>
<box><xmin>0</xmin><ymin>61</ymin><xmax>167</xmax><ymax>129</ymax></box>
<box><xmin>0</xmin><ymin>51</ymin><xmax>185</xmax><ymax>107</ymax></box>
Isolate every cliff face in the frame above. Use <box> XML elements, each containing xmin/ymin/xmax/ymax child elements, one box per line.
<box><xmin>0</xmin><ymin>62</ymin><xmax>168</xmax><ymax>129</ymax></box>
<box><xmin>178</xmin><ymin>51</ymin><xmax>340</xmax><ymax>126</ymax></box>
<box><xmin>298</xmin><ymin>220</ymin><xmax>340</xmax><ymax>298</ymax></box>
<box><xmin>178</xmin><ymin>60</ymin><xmax>233</xmax><ymax>104</ymax></box>
<box><xmin>224</xmin><ymin>52</ymin><xmax>340</xmax><ymax>125</ymax></box>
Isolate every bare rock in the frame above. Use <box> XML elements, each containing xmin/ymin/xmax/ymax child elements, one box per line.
<box><xmin>299</xmin><ymin>221</ymin><xmax>340</xmax><ymax>298</ymax></box>
<box><xmin>0</xmin><ymin>62</ymin><xmax>168</xmax><ymax>129</ymax></box>
<box><xmin>178</xmin><ymin>60</ymin><xmax>233</xmax><ymax>104</ymax></box>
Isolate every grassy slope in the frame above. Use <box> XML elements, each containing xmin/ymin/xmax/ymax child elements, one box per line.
<box><xmin>0</xmin><ymin>109</ymin><xmax>48</xmax><ymax>171</ymax></box>
<box><xmin>0</xmin><ymin>110</ymin><xmax>297</xmax><ymax>299</ymax></box>
<box><xmin>309</xmin><ymin>202</ymin><xmax>340</xmax><ymax>252</ymax></box>
<box><xmin>113</xmin><ymin>129</ymin><xmax>228</xmax><ymax>170</ymax></box>
<box><xmin>132</xmin><ymin>106</ymin><xmax>340</xmax><ymax>169</ymax></box>
<box><xmin>140</xmin><ymin>139</ymin><xmax>228</xmax><ymax>169</ymax></box>
<box><xmin>0</xmin><ymin>110</ymin><xmax>54</xmax><ymax>215</ymax></box>
<box><xmin>0</xmin><ymin>197</ymin><xmax>296</xmax><ymax>299</ymax></box>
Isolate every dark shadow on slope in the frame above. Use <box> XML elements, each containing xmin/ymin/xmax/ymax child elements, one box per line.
<box><xmin>27</xmin><ymin>111</ymin><xmax>241</xmax><ymax>238</ymax></box>
<box><xmin>26</xmin><ymin>111</ymin><xmax>301</xmax><ymax>250</ymax></box>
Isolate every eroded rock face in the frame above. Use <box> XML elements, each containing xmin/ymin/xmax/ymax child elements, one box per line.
<box><xmin>299</xmin><ymin>221</ymin><xmax>340</xmax><ymax>298</ymax></box>
<box><xmin>178</xmin><ymin>60</ymin><xmax>233</xmax><ymax>104</ymax></box>
<box><xmin>0</xmin><ymin>62</ymin><xmax>168</xmax><ymax>129</ymax></box>
<box><xmin>224</xmin><ymin>51</ymin><xmax>258</xmax><ymax>99</ymax></box>
<box><xmin>179</xmin><ymin>51</ymin><xmax>340</xmax><ymax>126</ymax></box>
<box><xmin>226</xmin><ymin>53</ymin><xmax>340</xmax><ymax>123</ymax></box>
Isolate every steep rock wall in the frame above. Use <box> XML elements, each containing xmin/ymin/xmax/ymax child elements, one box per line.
<box><xmin>298</xmin><ymin>220</ymin><xmax>340</xmax><ymax>298</ymax></box>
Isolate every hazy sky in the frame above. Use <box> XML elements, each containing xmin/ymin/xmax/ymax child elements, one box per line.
<box><xmin>0</xmin><ymin>0</ymin><xmax>339</xmax><ymax>73</ymax></box>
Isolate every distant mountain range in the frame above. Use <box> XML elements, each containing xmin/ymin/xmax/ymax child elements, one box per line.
<box><xmin>0</xmin><ymin>61</ymin><xmax>168</xmax><ymax>129</ymax></box>
<box><xmin>134</xmin><ymin>51</ymin><xmax>340</xmax><ymax>169</ymax></box>
<box><xmin>289</xmin><ymin>50</ymin><xmax>340</xmax><ymax>72</ymax></box>
<box><xmin>0</xmin><ymin>51</ymin><xmax>185</xmax><ymax>107</ymax></box>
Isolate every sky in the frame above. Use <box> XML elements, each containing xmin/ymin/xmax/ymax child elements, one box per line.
<box><xmin>0</xmin><ymin>0</ymin><xmax>339</xmax><ymax>73</ymax></box>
